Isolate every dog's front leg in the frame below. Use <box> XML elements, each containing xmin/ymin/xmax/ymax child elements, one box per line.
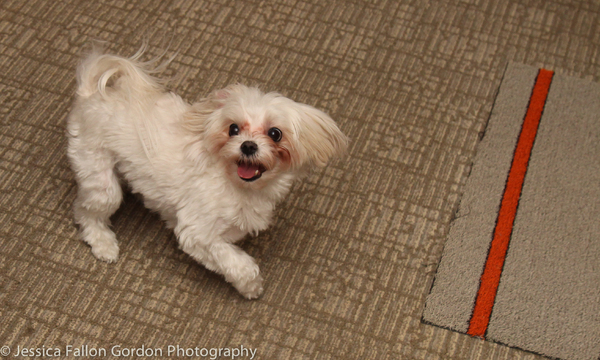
<box><xmin>176</xmin><ymin>224</ymin><xmax>264</xmax><ymax>299</ymax></box>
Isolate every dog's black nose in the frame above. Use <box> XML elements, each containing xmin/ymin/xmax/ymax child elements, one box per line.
<box><xmin>240</xmin><ymin>141</ymin><xmax>258</xmax><ymax>156</ymax></box>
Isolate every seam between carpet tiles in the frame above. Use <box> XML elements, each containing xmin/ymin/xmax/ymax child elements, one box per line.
<box><xmin>419</xmin><ymin>62</ymin><xmax>513</xmax><ymax>330</ymax></box>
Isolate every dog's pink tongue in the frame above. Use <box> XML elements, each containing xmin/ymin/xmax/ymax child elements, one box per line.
<box><xmin>238</xmin><ymin>163</ymin><xmax>260</xmax><ymax>179</ymax></box>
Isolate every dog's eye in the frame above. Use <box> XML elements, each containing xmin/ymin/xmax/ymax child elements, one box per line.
<box><xmin>229</xmin><ymin>124</ymin><xmax>240</xmax><ymax>136</ymax></box>
<box><xmin>267</xmin><ymin>127</ymin><xmax>282</xmax><ymax>142</ymax></box>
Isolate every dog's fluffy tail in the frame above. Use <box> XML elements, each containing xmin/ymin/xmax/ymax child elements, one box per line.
<box><xmin>76</xmin><ymin>42</ymin><xmax>172</xmax><ymax>98</ymax></box>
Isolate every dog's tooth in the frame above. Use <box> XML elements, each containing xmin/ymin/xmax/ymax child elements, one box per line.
<box><xmin>255</xmin><ymin>170</ymin><xmax>259</xmax><ymax>176</ymax></box>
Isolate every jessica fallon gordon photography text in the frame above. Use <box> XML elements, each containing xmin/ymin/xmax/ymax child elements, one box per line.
<box><xmin>10</xmin><ymin>344</ymin><xmax>257</xmax><ymax>359</ymax></box>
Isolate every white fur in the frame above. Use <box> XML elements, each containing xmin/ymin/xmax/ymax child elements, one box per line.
<box><xmin>66</xmin><ymin>44</ymin><xmax>348</xmax><ymax>299</ymax></box>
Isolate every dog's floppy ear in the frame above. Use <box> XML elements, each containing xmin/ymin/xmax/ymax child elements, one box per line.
<box><xmin>183</xmin><ymin>84</ymin><xmax>244</xmax><ymax>134</ymax></box>
<box><xmin>181</xmin><ymin>85</ymin><xmax>239</xmax><ymax>162</ymax></box>
<box><xmin>293</xmin><ymin>104</ymin><xmax>349</xmax><ymax>168</ymax></box>
<box><xmin>210</xmin><ymin>83</ymin><xmax>246</xmax><ymax>103</ymax></box>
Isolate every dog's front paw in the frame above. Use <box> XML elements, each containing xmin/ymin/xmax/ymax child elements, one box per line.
<box><xmin>91</xmin><ymin>241</ymin><xmax>119</xmax><ymax>263</ymax></box>
<box><xmin>234</xmin><ymin>273</ymin><xmax>264</xmax><ymax>300</ymax></box>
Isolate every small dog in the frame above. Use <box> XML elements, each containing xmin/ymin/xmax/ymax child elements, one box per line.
<box><xmin>66</xmin><ymin>44</ymin><xmax>348</xmax><ymax>299</ymax></box>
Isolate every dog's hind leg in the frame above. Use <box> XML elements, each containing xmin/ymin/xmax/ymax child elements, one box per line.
<box><xmin>68</xmin><ymin>139</ymin><xmax>123</xmax><ymax>262</ymax></box>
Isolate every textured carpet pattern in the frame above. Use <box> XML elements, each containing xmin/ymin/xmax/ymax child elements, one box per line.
<box><xmin>423</xmin><ymin>63</ymin><xmax>600</xmax><ymax>360</ymax></box>
<box><xmin>1</xmin><ymin>0</ymin><xmax>599</xmax><ymax>359</ymax></box>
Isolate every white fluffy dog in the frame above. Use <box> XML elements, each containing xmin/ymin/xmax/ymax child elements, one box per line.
<box><xmin>66</xmin><ymin>44</ymin><xmax>348</xmax><ymax>299</ymax></box>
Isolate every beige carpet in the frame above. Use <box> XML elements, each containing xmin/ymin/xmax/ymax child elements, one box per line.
<box><xmin>1</xmin><ymin>0</ymin><xmax>599</xmax><ymax>359</ymax></box>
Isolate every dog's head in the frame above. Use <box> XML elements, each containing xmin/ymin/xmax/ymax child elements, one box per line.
<box><xmin>184</xmin><ymin>84</ymin><xmax>348</xmax><ymax>188</ymax></box>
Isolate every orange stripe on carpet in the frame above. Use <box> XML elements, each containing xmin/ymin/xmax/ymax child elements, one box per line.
<box><xmin>467</xmin><ymin>68</ymin><xmax>554</xmax><ymax>338</ymax></box>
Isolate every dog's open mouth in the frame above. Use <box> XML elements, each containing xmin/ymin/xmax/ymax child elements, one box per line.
<box><xmin>237</xmin><ymin>161</ymin><xmax>267</xmax><ymax>182</ymax></box>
